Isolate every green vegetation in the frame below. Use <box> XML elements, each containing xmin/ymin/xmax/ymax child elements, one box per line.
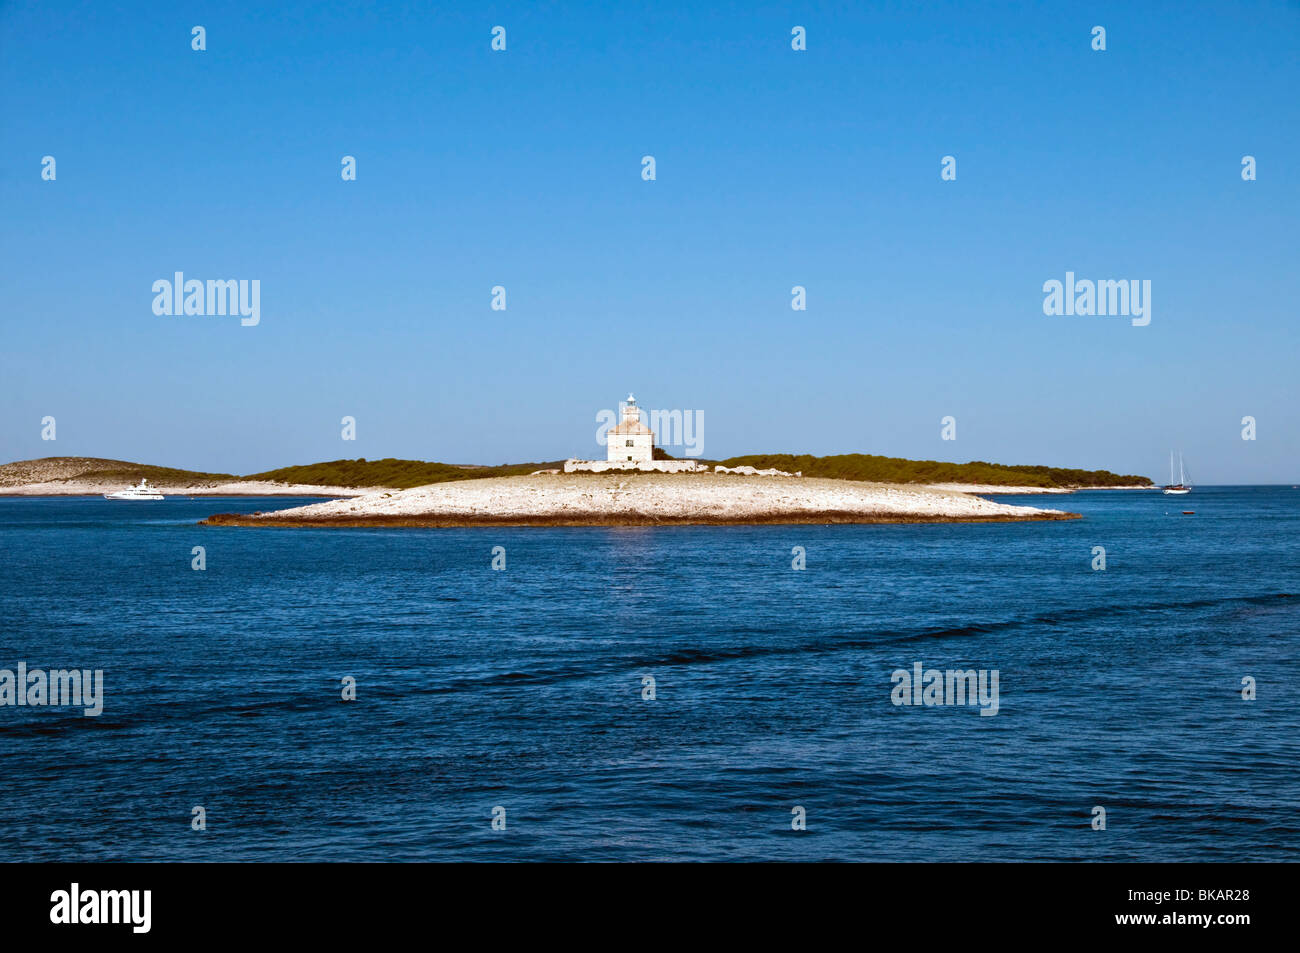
<box><xmin>68</xmin><ymin>462</ymin><xmax>236</xmax><ymax>483</ymax></box>
<box><xmin>244</xmin><ymin>457</ymin><xmax>566</xmax><ymax>490</ymax></box>
<box><xmin>713</xmin><ymin>453</ymin><xmax>1152</xmax><ymax>488</ymax></box>
<box><xmin>3</xmin><ymin>453</ymin><xmax>1152</xmax><ymax>490</ymax></box>
<box><xmin>259</xmin><ymin>453</ymin><xmax>1148</xmax><ymax>490</ymax></box>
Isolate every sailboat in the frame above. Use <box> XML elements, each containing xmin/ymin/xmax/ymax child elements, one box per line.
<box><xmin>1162</xmin><ymin>452</ymin><xmax>1191</xmax><ymax>495</ymax></box>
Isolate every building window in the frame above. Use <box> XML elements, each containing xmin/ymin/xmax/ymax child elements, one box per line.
<box><xmin>625</xmin><ymin>440</ymin><xmax>633</xmax><ymax>447</ymax></box>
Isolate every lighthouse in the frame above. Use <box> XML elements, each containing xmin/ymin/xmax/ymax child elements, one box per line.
<box><xmin>564</xmin><ymin>394</ymin><xmax>707</xmax><ymax>473</ymax></box>
<box><xmin>606</xmin><ymin>393</ymin><xmax>654</xmax><ymax>463</ymax></box>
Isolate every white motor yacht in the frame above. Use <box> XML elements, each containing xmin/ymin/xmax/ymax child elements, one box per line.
<box><xmin>104</xmin><ymin>478</ymin><xmax>165</xmax><ymax>501</ymax></box>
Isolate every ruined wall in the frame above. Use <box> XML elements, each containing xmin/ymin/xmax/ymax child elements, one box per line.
<box><xmin>713</xmin><ymin>465</ymin><xmax>801</xmax><ymax>477</ymax></box>
<box><xmin>566</xmin><ymin>458</ymin><xmax>707</xmax><ymax>474</ymax></box>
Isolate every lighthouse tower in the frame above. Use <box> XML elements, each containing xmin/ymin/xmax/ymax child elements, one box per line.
<box><xmin>607</xmin><ymin>393</ymin><xmax>654</xmax><ymax>463</ymax></box>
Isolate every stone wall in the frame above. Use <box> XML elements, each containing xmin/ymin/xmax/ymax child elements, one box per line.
<box><xmin>562</xmin><ymin>460</ymin><xmax>801</xmax><ymax>476</ymax></box>
<box><xmin>565</xmin><ymin>459</ymin><xmax>708</xmax><ymax>474</ymax></box>
<box><xmin>714</xmin><ymin>465</ymin><xmax>801</xmax><ymax>477</ymax></box>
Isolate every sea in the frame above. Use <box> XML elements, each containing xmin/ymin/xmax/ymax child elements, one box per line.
<box><xmin>1</xmin><ymin>486</ymin><xmax>1297</xmax><ymax>861</ymax></box>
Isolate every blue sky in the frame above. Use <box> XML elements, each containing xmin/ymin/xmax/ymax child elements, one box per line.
<box><xmin>2</xmin><ymin>1</ymin><xmax>1297</xmax><ymax>481</ymax></box>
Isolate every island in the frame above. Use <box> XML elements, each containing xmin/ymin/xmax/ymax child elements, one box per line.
<box><xmin>2</xmin><ymin>393</ymin><xmax>1153</xmax><ymax>525</ymax></box>
<box><xmin>200</xmin><ymin>472</ymin><xmax>1081</xmax><ymax>527</ymax></box>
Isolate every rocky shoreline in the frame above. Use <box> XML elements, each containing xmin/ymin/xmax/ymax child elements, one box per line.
<box><xmin>0</xmin><ymin>480</ymin><xmax>381</xmax><ymax>497</ymax></box>
<box><xmin>924</xmin><ymin>483</ymin><xmax>1153</xmax><ymax>495</ymax></box>
<box><xmin>199</xmin><ymin>473</ymin><xmax>1079</xmax><ymax>527</ymax></box>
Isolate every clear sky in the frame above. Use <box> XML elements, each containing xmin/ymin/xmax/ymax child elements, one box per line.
<box><xmin>2</xmin><ymin>1</ymin><xmax>1297</xmax><ymax>482</ymax></box>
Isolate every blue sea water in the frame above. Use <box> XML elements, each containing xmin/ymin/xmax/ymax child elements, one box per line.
<box><xmin>0</xmin><ymin>487</ymin><xmax>1297</xmax><ymax>862</ymax></box>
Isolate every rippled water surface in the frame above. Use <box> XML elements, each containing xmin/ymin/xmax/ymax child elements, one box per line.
<box><xmin>1</xmin><ymin>487</ymin><xmax>1297</xmax><ymax>860</ymax></box>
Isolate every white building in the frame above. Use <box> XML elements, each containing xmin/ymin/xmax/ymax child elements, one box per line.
<box><xmin>607</xmin><ymin>393</ymin><xmax>654</xmax><ymax>463</ymax></box>
<box><xmin>564</xmin><ymin>392</ymin><xmax>708</xmax><ymax>473</ymax></box>
<box><xmin>561</xmin><ymin>393</ymin><xmax>801</xmax><ymax>476</ymax></box>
